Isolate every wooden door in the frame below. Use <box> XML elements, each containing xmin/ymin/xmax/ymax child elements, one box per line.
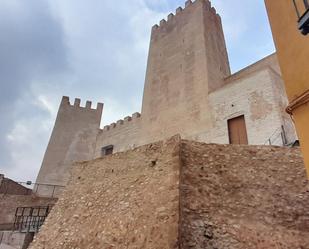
<box><xmin>228</xmin><ymin>115</ymin><xmax>248</xmax><ymax>144</ymax></box>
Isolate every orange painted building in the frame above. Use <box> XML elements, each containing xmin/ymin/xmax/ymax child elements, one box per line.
<box><xmin>265</xmin><ymin>0</ymin><xmax>309</xmax><ymax>176</ymax></box>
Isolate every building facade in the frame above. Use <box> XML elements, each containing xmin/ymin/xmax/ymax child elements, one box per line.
<box><xmin>265</xmin><ymin>0</ymin><xmax>309</xmax><ymax>177</ymax></box>
<box><xmin>36</xmin><ymin>0</ymin><xmax>297</xmax><ymax>192</ymax></box>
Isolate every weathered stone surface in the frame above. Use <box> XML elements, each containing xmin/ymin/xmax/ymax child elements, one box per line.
<box><xmin>36</xmin><ymin>96</ymin><xmax>103</xmax><ymax>194</ymax></box>
<box><xmin>30</xmin><ymin>136</ymin><xmax>181</xmax><ymax>249</ymax></box>
<box><xmin>29</xmin><ymin>138</ymin><xmax>309</xmax><ymax>249</ymax></box>
<box><xmin>180</xmin><ymin>140</ymin><xmax>309</xmax><ymax>249</ymax></box>
<box><xmin>37</xmin><ymin>0</ymin><xmax>298</xmax><ymax>191</ymax></box>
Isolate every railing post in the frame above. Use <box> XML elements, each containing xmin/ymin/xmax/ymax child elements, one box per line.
<box><xmin>281</xmin><ymin>125</ymin><xmax>288</xmax><ymax>145</ymax></box>
<box><xmin>52</xmin><ymin>185</ymin><xmax>56</xmax><ymax>198</ymax></box>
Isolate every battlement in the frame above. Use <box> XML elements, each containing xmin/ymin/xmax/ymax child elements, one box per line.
<box><xmin>102</xmin><ymin>112</ymin><xmax>141</xmax><ymax>132</ymax></box>
<box><xmin>151</xmin><ymin>0</ymin><xmax>219</xmax><ymax>33</ymax></box>
<box><xmin>37</xmin><ymin>96</ymin><xmax>103</xmax><ymax>188</ymax></box>
<box><xmin>61</xmin><ymin>96</ymin><xmax>104</xmax><ymax>112</ymax></box>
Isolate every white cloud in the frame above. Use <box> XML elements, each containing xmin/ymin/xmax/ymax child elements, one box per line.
<box><xmin>34</xmin><ymin>95</ymin><xmax>57</xmax><ymax>117</ymax></box>
<box><xmin>0</xmin><ymin>0</ymin><xmax>275</xmax><ymax>182</ymax></box>
<box><xmin>6</xmin><ymin>117</ymin><xmax>50</xmax><ymax>182</ymax></box>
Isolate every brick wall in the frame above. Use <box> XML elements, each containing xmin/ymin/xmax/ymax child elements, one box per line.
<box><xmin>0</xmin><ymin>195</ymin><xmax>57</xmax><ymax>225</ymax></box>
<box><xmin>0</xmin><ymin>175</ymin><xmax>31</xmax><ymax>196</ymax></box>
<box><xmin>0</xmin><ymin>175</ymin><xmax>32</xmax><ymax>195</ymax></box>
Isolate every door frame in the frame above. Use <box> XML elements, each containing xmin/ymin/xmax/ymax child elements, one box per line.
<box><xmin>227</xmin><ymin>114</ymin><xmax>248</xmax><ymax>145</ymax></box>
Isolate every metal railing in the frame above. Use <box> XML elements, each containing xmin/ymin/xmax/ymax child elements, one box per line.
<box><xmin>264</xmin><ymin>125</ymin><xmax>288</xmax><ymax>146</ymax></box>
<box><xmin>13</xmin><ymin>206</ymin><xmax>51</xmax><ymax>233</ymax></box>
<box><xmin>0</xmin><ymin>179</ymin><xmax>65</xmax><ymax>198</ymax></box>
<box><xmin>17</xmin><ymin>182</ymin><xmax>65</xmax><ymax>198</ymax></box>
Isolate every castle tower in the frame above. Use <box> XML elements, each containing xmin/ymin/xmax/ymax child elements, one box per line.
<box><xmin>141</xmin><ymin>0</ymin><xmax>230</xmax><ymax>143</ymax></box>
<box><xmin>35</xmin><ymin>96</ymin><xmax>103</xmax><ymax>195</ymax></box>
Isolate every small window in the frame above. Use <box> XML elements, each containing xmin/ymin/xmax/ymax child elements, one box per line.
<box><xmin>101</xmin><ymin>145</ymin><xmax>114</xmax><ymax>156</ymax></box>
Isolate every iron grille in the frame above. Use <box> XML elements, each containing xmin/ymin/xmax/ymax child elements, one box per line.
<box><xmin>13</xmin><ymin>206</ymin><xmax>51</xmax><ymax>233</ymax></box>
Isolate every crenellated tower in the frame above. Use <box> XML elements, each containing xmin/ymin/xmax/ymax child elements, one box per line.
<box><xmin>36</xmin><ymin>96</ymin><xmax>103</xmax><ymax>194</ymax></box>
<box><xmin>141</xmin><ymin>0</ymin><xmax>230</xmax><ymax>143</ymax></box>
<box><xmin>33</xmin><ymin>0</ymin><xmax>298</xmax><ymax>197</ymax></box>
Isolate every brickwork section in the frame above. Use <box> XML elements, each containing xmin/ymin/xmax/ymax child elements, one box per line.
<box><xmin>0</xmin><ymin>175</ymin><xmax>31</xmax><ymax>196</ymax></box>
<box><xmin>180</xmin><ymin>140</ymin><xmax>309</xmax><ymax>248</ymax></box>
<box><xmin>0</xmin><ymin>195</ymin><xmax>57</xmax><ymax>225</ymax></box>
<box><xmin>29</xmin><ymin>138</ymin><xmax>309</xmax><ymax>249</ymax></box>
<box><xmin>29</xmin><ymin>136</ymin><xmax>181</xmax><ymax>249</ymax></box>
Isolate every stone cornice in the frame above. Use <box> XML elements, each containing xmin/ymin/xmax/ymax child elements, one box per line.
<box><xmin>286</xmin><ymin>89</ymin><xmax>309</xmax><ymax>114</ymax></box>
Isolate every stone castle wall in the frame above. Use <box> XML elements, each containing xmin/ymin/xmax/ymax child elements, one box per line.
<box><xmin>140</xmin><ymin>0</ymin><xmax>230</xmax><ymax>145</ymax></box>
<box><xmin>180</xmin><ymin>140</ymin><xmax>309</xmax><ymax>248</ymax></box>
<box><xmin>29</xmin><ymin>138</ymin><xmax>309</xmax><ymax>249</ymax></box>
<box><xmin>36</xmin><ymin>0</ymin><xmax>297</xmax><ymax>190</ymax></box>
<box><xmin>205</xmin><ymin>65</ymin><xmax>296</xmax><ymax>145</ymax></box>
<box><xmin>92</xmin><ymin>54</ymin><xmax>297</xmax><ymax>156</ymax></box>
<box><xmin>93</xmin><ymin>112</ymin><xmax>142</xmax><ymax>157</ymax></box>
<box><xmin>36</xmin><ymin>97</ymin><xmax>103</xmax><ymax>190</ymax></box>
<box><xmin>90</xmin><ymin>1</ymin><xmax>296</xmax><ymax>157</ymax></box>
<box><xmin>223</xmin><ymin>53</ymin><xmax>281</xmax><ymax>84</ymax></box>
<box><xmin>30</xmin><ymin>136</ymin><xmax>181</xmax><ymax>249</ymax></box>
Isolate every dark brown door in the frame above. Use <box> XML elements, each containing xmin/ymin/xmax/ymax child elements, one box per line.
<box><xmin>228</xmin><ymin>115</ymin><xmax>248</xmax><ymax>144</ymax></box>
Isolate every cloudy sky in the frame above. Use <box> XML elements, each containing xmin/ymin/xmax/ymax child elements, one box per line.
<box><xmin>0</xmin><ymin>0</ymin><xmax>275</xmax><ymax>182</ymax></box>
